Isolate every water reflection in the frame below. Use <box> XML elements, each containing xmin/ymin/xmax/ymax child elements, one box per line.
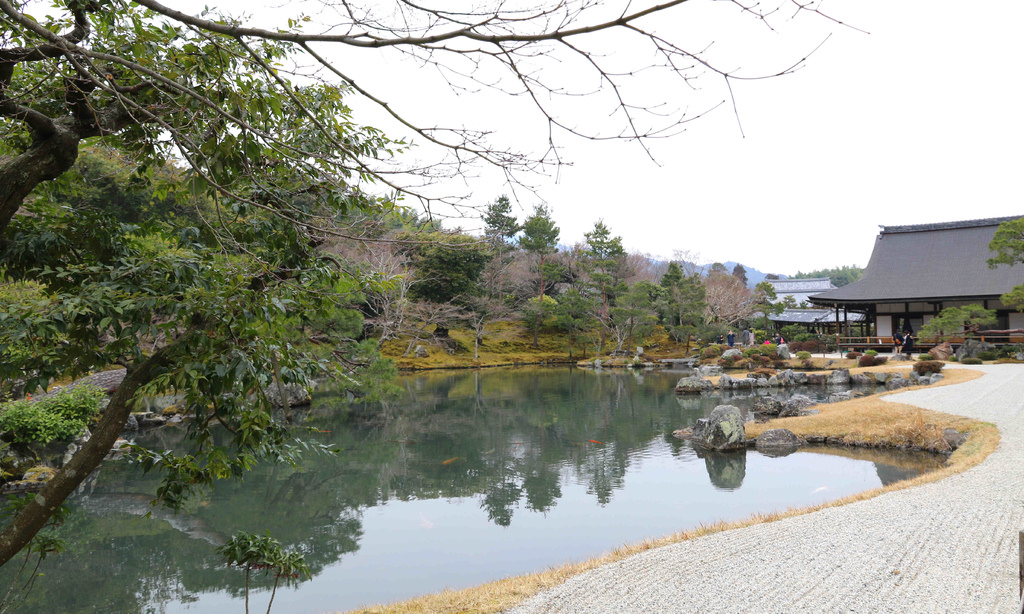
<box><xmin>2</xmin><ymin>367</ymin><xmax>946</xmax><ymax>614</ymax></box>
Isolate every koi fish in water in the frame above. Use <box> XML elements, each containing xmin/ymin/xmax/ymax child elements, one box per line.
<box><xmin>441</xmin><ymin>457</ymin><xmax>461</xmax><ymax>465</ymax></box>
<box><xmin>588</xmin><ymin>439</ymin><xmax>604</xmax><ymax>444</ymax></box>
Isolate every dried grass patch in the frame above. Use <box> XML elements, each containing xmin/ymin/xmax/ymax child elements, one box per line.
<box><xmin>340</xmin><ymin>367</ymin><xmax>998</xmax><ymax>614</ymax></box>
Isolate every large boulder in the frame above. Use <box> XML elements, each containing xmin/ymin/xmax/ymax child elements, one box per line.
<box><xmin>722</xmin><ymin>348</ymin><xmax>743</xmax><ymax>359</ymax></box>
<box><xmin>779</xmin><ymin>395</ymin><xmax>817</xmax><ymax>417</ymax></box>
<box><xmin>675</xmin><ymin>376</ymin><xmax>713</xmax><ymax>394</ymax></box>
<box><xmin>776</xmin><ymin>344</ymin><xmax>791</xmax><ymax>359</ymax></box>
<box><xmin>930</xmin><ymin>342</ymin><xmax>954</xmax><ymax>361</ymax></box>
<box><xmin>752</xmin><ymin>397</ymin><xmax>785</xmax><ymax>416</ymax></box>
<box><xmin>266</xmin><ymin>382</ymin><xmax>313</xmax><ymax>408</ymax></box>
<box><xmin>699</xmin><ymin>365</ymin><xmax>723</xmax><ymax>377</ymax></box>
<box><xmin>956</xmin><ymin>338</ymin><xmax>995</xmax><ymax>360</ymax></box>
<box><xmin>827</xmin><ymin>368</ymin><xmax>850</xmax><ymax>385</ymax></box>
<box><xmin>691</xmin><ymin>405</ymin><xmax>747</xmax><ymax>451</ymax></box>
<box><xmin>755</xmin><ymin>429</ymin><xmax>804</xmax><ymax>456</ymax></box>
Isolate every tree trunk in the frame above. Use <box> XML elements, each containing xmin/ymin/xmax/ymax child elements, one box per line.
<box><xmin>0</xmin><ymin>340</ymin><xmax>178</xmax><ymax>565</ymax></box>
<box><xmin>0</xmin><ymin>123</ymin><xmax>82</xmax><ymax>236</ymax></box>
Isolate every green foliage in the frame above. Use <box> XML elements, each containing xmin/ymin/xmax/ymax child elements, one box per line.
<box><xmin>519</xmin><ymin>205</ymin><xmax>560</xmax><ymax>257</ymax></box>
<box><xmin>398</xmin><ymin>231</ymin><xmax>492</xmax><ymax>305</ymax></box>
<box><xmin>659</xmin><ymin>262</ymin><xmax>706</xmax><ymax>345</ymax></box>
<box><xmin>976</xmin><ymin>351</ymin><xmax>997</xmax><ymax>361</ymax></box>
<box><xmin>482</xmin><ymin>196</ymin><xmax>520</xmax><ymax>247</ymax></box>
<box><xmin>987</xmin><ymin>217</ymin><xmax>1024</xmax><ymax>311</ymax></box>
<box><xmin>742</xmin><ymin>344</ymin><xmax>777</xmax><ymax>358</ymax></box>
<box><xmin>583</xmin><ymin>220</ymin><xmax>627</xmax><ymax>309</ymax></box>
<box><xmin>919</xmin><ymin>305</ymin><xmax>997</xmax><ymax>341</ymax></box>
<box><xmin>795</xmin><ymin>351</ymin><xmax>811</xmax><ymax>360</ymax></box>
<box><xmin>864</xmin><ymin>349</ymin><xmax>878</xmax><ymax>356</ymax></box>
<box><xmin>700</xmin><ymin>345</ymin><xmax>723</xmax><ymax>360</ymax></box>
<box><xmin>553</xmin><ymin>289</ymin><xmax>598</xmax><ymax>358</ymax></box>
<box><xmin>0</xmin><ymin>385</ymin><xmax>104</xmax><ymax>445</ymax></box>
<box><xmin>917</xmin><ymin>353</ymin><xmax>934</xmax><ymax>361</ymax></box>
<box><xmin>791</xmin><ymin>265</ymin><xmax>864</xmax><ymax>287</ymax></box>
<box><xmin>960</xmin><ymin>357</ymin><xmax>982</xmax><ymax>365</ymax></box>
<box><xmin>217</xmin><ymin>531</ymin><xmax>311</xmax><ymax>614</ymax></box>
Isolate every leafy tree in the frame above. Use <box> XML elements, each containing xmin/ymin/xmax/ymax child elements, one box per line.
<box><xmin>791</xmin><ymin>265</ymin><xmax>864</xmax><ymax>287</ymax></box>
<box><xmin>919</xmin><ymin>305</ymin><xmax>998</xmax><ymax>341</ymax></box>
<box><xmin>987</xmin><ymin>217</ymin><xmax>1024</xmax><ymax>310</ymax></box>
<box><xmin>709</xmin><ymin>262</ymin><xmax>729</xmax><ymax>275</ymax></box>
<box><xmin>0</xmin><ymin>0</ymin><xmax>849</xmax><ymax>575</ymax></box>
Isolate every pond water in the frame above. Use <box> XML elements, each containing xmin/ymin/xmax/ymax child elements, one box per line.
<box><xmin>2</xmin><ymin>367</ymin><xmax>944</xmax><ymax>613</ymax></box>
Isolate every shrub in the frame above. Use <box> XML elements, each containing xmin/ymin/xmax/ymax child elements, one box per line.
<box><xmin>701</xmin><ymin>345</ymin><xmax>723</xmax><ymax>360</ymax></box>
<box><xmin>874</xmin><ymin>356</ymin><xmax>888</xmax><ymax>365</ymax></box>
<box><xmin>772</xmin><ymin>360</ymin><xmax>788</xmax><ymax>369</ymax></box>
<box><xmin>742</xmin><ymin>344</ymin><xmax>778</xmax><ymax>359</ymax></box>
<box><xmin>864</xmin><ymin>349</ymin><xmax>878</xmax><ymax>357</ymax></box>
<box><xmin>795</xmin><ymin>351</ymin><xmax>811</xmax><ymax>360</ymax></box>
<box><xmin>913</xmin><ymin>360</ymin><xmax>945</xmax><ymax>375</ymax></box>
<box><xmin>858</xmin><ymin>355</ymin><xmax>877</xmax><ymax>367</ymax></box>
<box><xmin>0</xmin><ymin>385</ymin><xmax>105</xmax><ymax>445</ymax></box>
<box><xmin>976</xmin><ymin>351</ymin><xmax>997</xmax><ymax>361</ymax></box>
<box><xmin>800</xmin><ymin>358</ymin><xmax>815</xmax><ymax>370</ymax></box>
<box><xmin>917</xmin><ymin>353</ymin><xmax>934</xmax><ymax>361</ymax></box>
<box><xmin>845</xmin><ymin>351</ymin><xmax>862</xmax><ymax>359</ymax></box>
<box><xmin>960</xmin><ymin>357</ymin><xmax>982</xmax><ymax>365</ymax></box>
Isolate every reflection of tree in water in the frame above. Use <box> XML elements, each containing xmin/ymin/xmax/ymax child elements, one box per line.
<box><xmin>29</xmin><ymin>368</ymin><xmax>939</xmax><ymax>613</ymax></box>
<box><xmin>699</xmin><ymin>449</ymin><xmax>747</xmax><ymax>490</ymax></box>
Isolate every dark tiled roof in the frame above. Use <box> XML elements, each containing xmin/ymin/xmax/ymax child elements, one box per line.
<box><xmin>811</xmin><ymin>216</ymin><xmax>1024</xmax><ymax>304</ymax></box>
<box><xmin>880</xmin><ymin>215</ymin><xmax>1022</xmax><ymax>235</ymax></box>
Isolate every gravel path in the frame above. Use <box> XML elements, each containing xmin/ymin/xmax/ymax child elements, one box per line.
<box><xmin>507</xmin><ymin>365</ymin><xmax>1024</xmax><ymax>614</ymax></box>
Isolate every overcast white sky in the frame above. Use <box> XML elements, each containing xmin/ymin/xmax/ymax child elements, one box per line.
<box><xmin>184</xmin><ymin>0</ymin><xmax>1024</xmax><ymax>275</ymax></box>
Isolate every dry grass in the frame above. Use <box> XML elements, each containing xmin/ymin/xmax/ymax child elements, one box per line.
<box><xmin>340</xmin><ymin>366</ymin><xmax>998</xmax><ymax>614</ymax></box>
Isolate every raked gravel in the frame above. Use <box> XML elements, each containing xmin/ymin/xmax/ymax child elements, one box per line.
<box><xmin>506</xmin><ymin>364</ymin><xmax>1024</xmax><ymax>614</ymax></box>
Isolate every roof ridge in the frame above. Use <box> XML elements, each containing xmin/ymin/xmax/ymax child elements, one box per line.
<box><xmin>881</xmin><ymin>215</ymin><xmax>1022</xmax><ymax>234</ymax></box>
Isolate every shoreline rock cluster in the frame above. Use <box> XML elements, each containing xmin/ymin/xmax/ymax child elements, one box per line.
<box><xmin>674</xmin><ymin>367</ymin><xmax>944</xmax><ymax>395</ymax></box>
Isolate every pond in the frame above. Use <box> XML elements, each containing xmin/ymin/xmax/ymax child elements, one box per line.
<box><xmin>1</xmin><ymin>367</ymin><xmax>944</xmax><ymax>613</ymax></box>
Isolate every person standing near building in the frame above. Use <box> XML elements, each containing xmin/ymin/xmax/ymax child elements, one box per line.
<box><xmin>727</xmin><ymin>330</ymin><xmax>735</xmax><ymax>348</ymax></box>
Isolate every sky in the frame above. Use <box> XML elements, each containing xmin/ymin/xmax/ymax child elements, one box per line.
<box><xmin>182</xmin><ymin>0</ymin><xmax>1024</xmax><ymax>275</ymax></box>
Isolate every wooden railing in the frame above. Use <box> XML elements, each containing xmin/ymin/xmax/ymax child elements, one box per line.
<box><xmin>837</xmin><ymin>334</ymin><xmax>1024</xmax><ymax>353</ymax></box>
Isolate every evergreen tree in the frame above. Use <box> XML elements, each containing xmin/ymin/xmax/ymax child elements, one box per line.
<box><xmin>519</xmin><ymin>205</ymin><xmax>561</xmax><ymax>346</ymax></box>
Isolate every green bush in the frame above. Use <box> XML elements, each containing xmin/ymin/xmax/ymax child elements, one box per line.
<box><xmin>864</xmin><ymin>349</ymin><xmax>878</xmax><ymax>357</ymax></box>
<box><xmin>0</xmin><ymin>385</ymin><xmax>105</xmax><ymax>445</ymax></box>
<box><xmin>960</xmin><ymin>357</ymin><xmax>982</xmax><ymax>365</ymax></box>
<box><xmin>700</xmin><ymin>345</ymin><xmax>723</xmax><ymax>360</ymax></box>
<box><xmin>917</xmin><ymin>353</ymin><xmax>934</xmax><ymax>361</ymax></box>
<box><xmin>795</xmin><ymin>351</ymin><xmax>811</xmax><ymax>360</ymax></box>
<box><xmin>742</xmin><ymin>344</ymin><xmax>777</xmax><ymax>358</ymax></box>
<box><xmin>976</xmin><ymin>351</ymin><xmax>997</xmax><ymax>361</ymax></box>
